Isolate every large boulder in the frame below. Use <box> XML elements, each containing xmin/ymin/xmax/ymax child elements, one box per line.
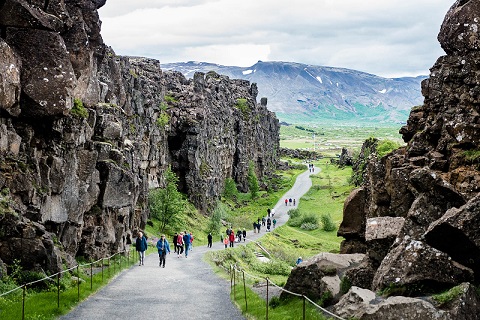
<box><xmin>0</xmin><ymin>39</ymin><xmax>21</xmax><ymax>116</ymax></box>
<box><xmin>280</xmin><ymin>252</ymin><xmax>365</xmax><ymax>303</ymax></box>
<box><xmin>425</xmin><ymin>194</ymin><xmax>480</xmax><ymax>282</ymax></box>
<box><xmin>372</xmin><ymin>238</ymin><xmax>474</xmax><ymax>294</ymax></box>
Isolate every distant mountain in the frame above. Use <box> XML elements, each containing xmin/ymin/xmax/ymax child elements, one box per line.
<box><xmin>162</xmin><ymin>61</ymin><xmax>426</xmax><ymax>125</ymax></box>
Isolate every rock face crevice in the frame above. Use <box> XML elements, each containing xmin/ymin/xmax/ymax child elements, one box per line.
<box><xmin>0</xmin><ymin>1</ymin><xmax>279</xmax><ymax>273</ymax></box>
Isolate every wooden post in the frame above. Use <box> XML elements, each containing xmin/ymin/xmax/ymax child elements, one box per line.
<box><xmin>303</xmin><ymin>295</ymin><xmax>306</xmax><ymax>320</ymax></box>
<box><xmin>233</xmin><ymin>265</ymin><xmax>236</xmax><ymax>301</ymax></box>
<box><xmin>101</xmin><ymin>259</ymin><xmax>104</xmax><ymax>282</ymax></box>
<box><xmin>77</xmin><ymin>265</ymin><xmax>80</xmax><ymax>302</ymax></box>
<box><xmin>266</xmin><ymin>277</ymin><xmax>269</xmax><ymax>320</ymax></box>
<box><xmin>242</xmin><ymin>270</ymin><xmax>247</xmax><ymax>311</ymax></box>
<box><xmin>57</xmin><ymin>273</ymin><xmax>60</xmax><ymax>308</ymax></box>
<box><xmin>90</xmin><ymin>263</ymin><xmax>93</xmax><ymax>290</ymax></box>
<box><xmin>230</xmin><ymin>265</ymin><xmax>233</xmax><ymax>294</ymax></box>
<box><xmin>22</xmin><ymin>285</ymin><xmax>26</xmax><ymax>320</ymax></box>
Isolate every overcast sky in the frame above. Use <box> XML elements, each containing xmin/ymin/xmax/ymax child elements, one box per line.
<box><xmin>98</xmin><ymin>0</ymin><xmax>454</xmax><ymax>78</ymax></box>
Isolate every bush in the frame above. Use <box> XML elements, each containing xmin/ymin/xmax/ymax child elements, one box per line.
<box><xmin>300</xmin><ymin>222</ymin><xmax>318</xmax><ymax>230</ymax></box>
<box><xmin>71</xmin><ymin>98</ymin><xmax>88</xmax><ymax>118</ymax></box>
<box><xmin>376</xmin><ymin>139</ymin><xmax>401</xmax><ymax>158</ymax></box>
<box><xmin>269</xmin><ymin>296</ymin><xmax>281</xmax><ymax>308</ymax></box>
<box><xmin>287</xmin><ymin>208</ymin><xmax>301</xmax><ymax>219</ymax></box>
<box><xmin>321</xmin><ymin>213</ymin><xmax>336</xmax><ymax>232</ymax></box>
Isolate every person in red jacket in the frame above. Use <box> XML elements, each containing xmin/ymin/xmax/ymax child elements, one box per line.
<box><xmin>229</xmin><ymin>230</ymin><xmax>235</xmax><ymax>247</ymax></box>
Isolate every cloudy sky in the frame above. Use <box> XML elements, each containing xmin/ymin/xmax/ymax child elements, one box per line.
<box><xmin>98</xmin><ymin>0</ymin><xmax>454</xmax><ymax>78</ymax></box>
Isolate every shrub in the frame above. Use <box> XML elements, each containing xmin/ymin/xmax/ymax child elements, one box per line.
<box><xmin>269</xmin><ymin>296</ymin><xmax>281</xmax><ymax>308</ymax></box>
<box><xmin>300</xmin><ymin>222</ymin><xmax>318</xmax><ymax>230</ymax></box>
<box><xmin>287</xmin><ymin>208</ymin><xmax>301</xmax><ymax>219</ymax></box>
<box><xmin>247</xmin><ymin>161</ymin><xmax>259</xmax><ymax>199</ymax></box>
<box><xmin>321</xmin><ymin>213</ymin><xmax>336</xmax><ymax>232</ymax></box>
<box><xmin>376</xmin><ymin>139</ymin><xmax>401</xmax><ymax>158</ymax></box>
<box><xmin>71</xmin><ymin>98</ymin><xmax>88</xmax><ymax>118</ymax></box>
<box><xmin>156</xmin><ymin>111</ymin><xmax>170</xmax><ymax>127</ymax></box>
<box><xmin>235</xmin><ymin>98</ymin><xmax>250</xmax><ymax>118</ymax></box>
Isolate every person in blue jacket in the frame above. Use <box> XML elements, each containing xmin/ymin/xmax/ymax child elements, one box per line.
<box><xmin>183</xmin><ymin>231</ymin><xmax>191</xmax><ymax>258</ymax></box>
<box><xmin>135</xmin><ymin>231</ymin><xmax>148</xmax><ymax>266</ymax></box>
<box><xmin>156</xmin><ymin>235</ymin><xmax>171</xmax><ymax>268</ymax></box>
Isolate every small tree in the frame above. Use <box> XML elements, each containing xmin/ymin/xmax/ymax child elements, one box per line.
<box><xmin>247</xmin><ymin>161</ymin><xmax>259</xmax><ymax>199</ymax></box>
<box><xmin>208</xmin><ymin>202</ymin><xmax>227</xmax><ymax>234</ymax></box>
<box><xmin>223</xmin><ymin>177</ymin><xmax>238</xmax><ymax>199</ymax></box>
<box><xmin>149</xmin><ymin>167</ymin><xmax>186</xmax><ymax>232</ymax></box>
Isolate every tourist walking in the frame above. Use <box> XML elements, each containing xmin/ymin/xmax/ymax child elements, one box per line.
<box><xmin>176</xmin><ymin>232</ymin><xmax>184</xmax><ymax>257</ymax></box>
<box><xmin>285</xmin><ymin>199</ymin><xmax>288</xmax><ymax>206</ymax></box>
<box><xmin>183</xmin><ymin>231</ymin><xmax>191</xmax><ymax>258</ymax></box>
<box><xmin>172</xmin><ymin>232</ymin><xmax>178</xmax><ymax>254</ymax></box>
<box><xmin>229</xmin><ymin>230</ymin><xmax>235</xmax><ymax>247</ymax></box>
<box><xmin>242</xmin><ymin>229</ymin><xmax>246</xmax><ymax>242</ymax></box>
<box><xmin>156</xmin><ymin>235</ymin><xmax>170</xmax><ymax>268</ymax></box>
<box><xmin>223</xmin><ymin>236</ymin><xmax>229</xmax><ymax>249</ymax></box>
<box><xmin>135</xmin><ymin>231</ymin><xmax>148</xmax><ymax>266</ymax></box>
<box><xmin>273</xmin><ymin>218</ymin><xmax>277</xmax><ymax>228</ymax></box>
<box><xmin>207</xmin><ymin>233</ymin><xmax>213</xmax><ymax>248</ymax></box>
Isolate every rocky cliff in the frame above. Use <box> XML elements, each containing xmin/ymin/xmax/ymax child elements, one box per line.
<box><xmin>0</xmin><ymin>0</ymin><xmax>279</xmax><ymax>273</ymax></box>
<box><xmin>335</xmin><ymin>0</ymin><xmax>480</xmax><ymax>317</ymax></box>
<box><xmin>283</xmin><ymin>1</ymin><xmax>480</xmax><ymax>318</ymax></box>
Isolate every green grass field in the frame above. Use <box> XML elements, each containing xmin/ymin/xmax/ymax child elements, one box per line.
<box><xmin>280</xmin><ymin>123</ymin><xmax>404</xmax><ymax>157</ymax></box>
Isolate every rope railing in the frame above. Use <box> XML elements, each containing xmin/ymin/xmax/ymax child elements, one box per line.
<box><xmin>230</xmin><ymin>264</ymin><xmax>346</xmax><ymax>320</ymax></box>
<box><xmin>0</xmin><ymin>249</ymin><xmax>133</xmax><ymax>320</ymax></box>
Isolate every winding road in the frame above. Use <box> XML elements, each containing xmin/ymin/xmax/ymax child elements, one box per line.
<box><xmin>60</xmin><ymin>168</ymin><xmax>314</xmax><ymax>320</ymax></box>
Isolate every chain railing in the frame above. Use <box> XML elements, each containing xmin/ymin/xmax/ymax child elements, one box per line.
<box><xmin>229</xmin><ymin>264</ymin><xmax>346</xmax><ymax>320</ymax></box>
<box><xmin>0</xmin><ymin>249</ymin><xmax>134</xmax><ymax>320</ymax></box>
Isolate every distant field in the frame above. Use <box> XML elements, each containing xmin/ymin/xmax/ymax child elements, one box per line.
<box><xmin>280</xmin><ymin>123</ymin><xmax>405</xmax><ymax>156</ymax></box>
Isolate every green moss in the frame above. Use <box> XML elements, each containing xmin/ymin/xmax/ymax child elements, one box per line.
<box><xmin>71</xmin><ymin>98</ymin><xmax>88</xmax><ymax>118</ymax></box>
<box><xmin>164</xmin><ymin>95</ymin><xmax>178</xmax><ymax>103</ymax></box>
<box><xmin>432</xmin><ymin>285</ymin><xmax>465</xmax><ymax>306</ymax></box>
<box><xmin>464</xmin><ymin>149</ymin><xmax>480</xmax><ymax>163</ymax></box>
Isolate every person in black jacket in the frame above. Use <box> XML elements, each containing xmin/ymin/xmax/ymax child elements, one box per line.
<box><xmin>172</xmin><ymin>232</ymin><xmax>178</xmax><ymax>254</ymax></box>
<box><xmin>207</xmin><ymin>233</ymin><xmax>213</xmax><ymax>248</ymax></box>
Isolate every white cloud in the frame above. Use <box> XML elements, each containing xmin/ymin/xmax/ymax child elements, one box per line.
<box><xmin>98</xmin><ymin>0</ymin><xmax>453</xmax><ymax>77</ymax></box>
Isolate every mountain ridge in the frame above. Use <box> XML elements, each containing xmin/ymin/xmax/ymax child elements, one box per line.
<box><xmin>162</xmin><ymin>60</ymin><xmax>427</xmax><ymax>125</ymax></box>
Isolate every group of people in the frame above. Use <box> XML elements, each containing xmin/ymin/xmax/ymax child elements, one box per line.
<box><xmin>134</xmin><ymin>230</ymin><xmax>195</xmax><ymax>268</ymax></box>
<box><xmin>284</xmin><ymin>198</ymin><xmax>296</xmax><ymax>206</ymax></box>
<box><xmin>222</xmin><ymin>227</ymin><xmax>246</xmax><ymax>248</ymax></box>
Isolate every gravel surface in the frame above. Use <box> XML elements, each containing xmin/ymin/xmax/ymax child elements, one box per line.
<box><xmin>60</xmin><ymin>169</ymin><xmax>314</xmax><ymax>320</ymax></box>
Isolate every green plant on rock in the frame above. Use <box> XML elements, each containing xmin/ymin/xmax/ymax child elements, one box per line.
<box><xmin>432</xmin><ymin>284</ymin><xmax>465</xmax><ymax>307</ymax></box>
<box><xmin>164</xmin><ymin>95</ymin><xmax>178</xmax><ymax>103</ymax></box>
<box><xmin>156</xmin><ymin>111</ymin><xmax>170</xmax><ymax>128</ymax></box>
<box><xmin>376</xmin><ymin>139</ymin><xmax>401</xmax><ymax>158</ymax></box>
<box><xmin>71</xmin><ymin>98</ymin><xmax>88</xmax><ymax>118</ymax></box>
<box><xmin>464</xmin><ymin>149</ymin><xmax>480</xmax><ymax>164</ymax></box>
<box><xmin>235</xmin><ymin>98</ymin><xmax>250</xmax><ymax>118</ymax></box>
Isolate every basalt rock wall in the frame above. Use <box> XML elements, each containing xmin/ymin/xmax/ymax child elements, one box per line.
<box><xmin>0</xmin><ymin>0</ymin><xmax>279</xmax><ymax>273</ymax></box>
<box><xmin>338</xmin><ymin>0</ymin><xmax>480</xmax><ymax>299</ymax></box>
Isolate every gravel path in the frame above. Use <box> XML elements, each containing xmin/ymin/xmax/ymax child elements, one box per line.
<box><xmin>60</xmin><ymin>168</ymin><xmax>314</xmax><ymax>320</ymax></box>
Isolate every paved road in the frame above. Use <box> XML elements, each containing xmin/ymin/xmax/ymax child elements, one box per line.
<box><xmin>60</xmin><ymin>168</ymin><xmax>314</xmax><ymax>320</ymax></box>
